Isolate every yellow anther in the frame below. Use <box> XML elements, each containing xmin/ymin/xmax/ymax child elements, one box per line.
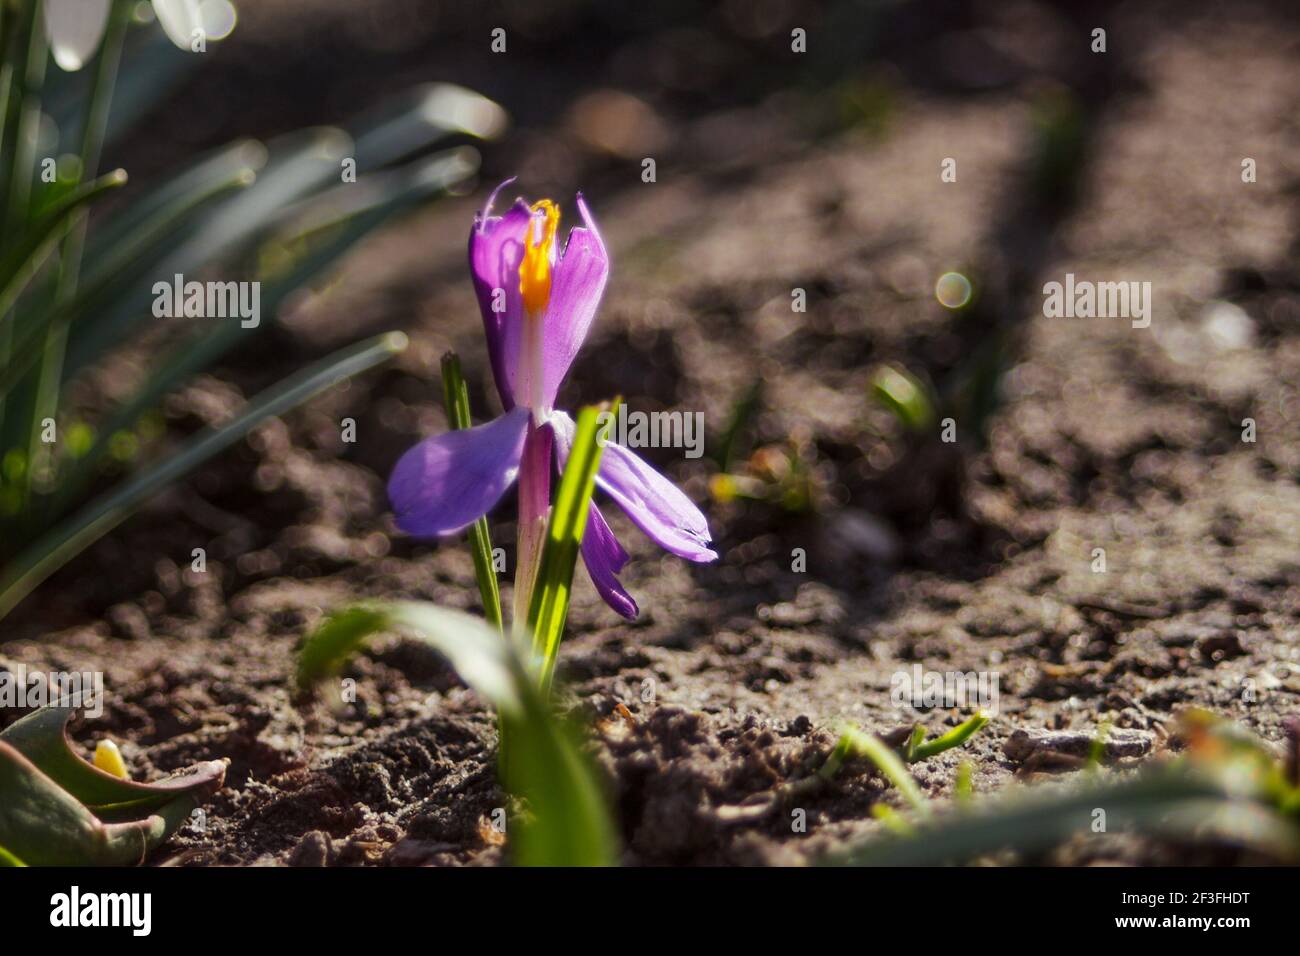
<box><xmin>94</xmin><ymin>739</ymin><xmax>129</xmax><ymax>779</ymax></box>
<box><xmin>519</xmin><ymin>199</ymin><xmax>560</xmax><ymax>315</ymax></box>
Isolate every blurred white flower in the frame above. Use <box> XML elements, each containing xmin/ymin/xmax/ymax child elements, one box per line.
<box><xmin>150</xmin><ymin>0</ymin><xmax>205</xmax><ymax>51</ymax></box>
<box><xmin>44</xmin><ymin>0</ymin><xmax>111</xmax><ymax>72</ymax></box>
<box><xmin>45</xmin><ymin>0</ymin><xmax>236</xmax><ymax>72</ymax></box>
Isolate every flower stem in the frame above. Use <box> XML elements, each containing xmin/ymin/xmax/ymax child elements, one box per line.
<box><xmin>512</xmin><ymin>418</ymin><xmax>552</xmax><ymax>650</ymax></box>
<box><xmin>439</xmin><ymin>352</ymin><xmax>503</xmax><ymax>634</ymax></box>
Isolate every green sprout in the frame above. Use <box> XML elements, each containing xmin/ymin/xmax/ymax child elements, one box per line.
<box><xmin>829</xmin><ymin>710</ymin><xmax>1300</xmax><ymax>866</ymax></box>
<box><xmin>870</xmin><ymin>364</ymin><xmax>936</xmax><ymax>434</ymax></box>
<box><xmin>906</xmin><ymin>711</ymin><xmax>991</xmax><ymax>762</ymax></box>
<box><xmin>822</xmin><ymin>724</ymin><xmax>929</xmax><ymax>817</ymax></box>
<box><xmin>819</xmin><ymin>716</ymin><xmax>991</xmax><ymax>824</ymax></box>
<box><xmin>297</xmin><ymin>404</ymin><xmax>621</xmax><ymax>866</ymax></box>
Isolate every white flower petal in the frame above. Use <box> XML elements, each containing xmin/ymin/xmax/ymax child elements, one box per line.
<box><xmin>151</xmin><ymin>0</ymin><xmax>205</xmax><ymax>51</ymax></box>
<box><xmin>44</xmin><ymin>0</ymin><xmax>111</xmax><ymax>72</ymax></box>
<box><xmin>199</xmin><ymin>0</ymin><xmax>237</xmax><ymax>41</ymax></box>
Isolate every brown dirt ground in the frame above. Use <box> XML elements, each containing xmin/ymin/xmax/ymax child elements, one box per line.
<box><xmin>2</xmin><ymin>2</ymin><xmax>1298</xmax><ymax>865</ymax></box>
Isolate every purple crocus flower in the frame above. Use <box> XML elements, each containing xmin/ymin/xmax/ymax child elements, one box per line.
<box><xmin>389</xmin><ymin>181</ymin><xmax>717</xmax><ymax>619</ymax></box>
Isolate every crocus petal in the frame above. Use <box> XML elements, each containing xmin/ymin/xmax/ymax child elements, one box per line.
<box><xmin>44</xmin><ymin>0</ymin><xmax>111</xmax><ymax>72</ymax></box>
<box><xmin>539</xmin><ymin>194</ymin><xmax>609</xmax><ymax>406</ymax></box>
<box><xmin>152</xmin><ymin>0</ymin><xmax>204</xmax><ymax>51</ymax></box>
<box><xmin>552</xmin><ymin>411</ymin><xmax>717</xmax><ymax>563</ymax></box>
<box><xmin>468</xmin><ymin>181</ymin><xmax>531</xmax><ymax>409</ymax></box>
<box><xmin>388</xmin><ymin>407</ymin><xmax>530</xmax><ymax>537</ymax></box>
<box><xmin>581</xmin><ymin>503</ymin><xmax>638</xmax><ymax>619</ymax></box>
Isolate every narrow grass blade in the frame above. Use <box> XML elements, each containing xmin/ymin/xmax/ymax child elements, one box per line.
<box><xmin>52</xmin><ymin>149</ymin><xmax>475</xmax><ymax>510</ymax></box>
<box><xmin>295</xmin><ymin>605</ymin><xmax>392</xmax><ymax>693</ymax></box>
<box><xmin>955</xmin><ymin>761</ymin><xmax>974</xmax><ymax>801</ymax></box>
<box><xmin>909</xmin><ymin>711</ymin><xmax>990</xmax><ymax>762</ymax></box>
<box><xmin>0</xmin><ymin>168</ymin><xmax>127</xmax><ymax>320</ymax></box>
<box><xmin>440</xmin><ymin>351</ymin><xmax>502</xmax><ymax>633</ymax></box>
<box><xmin>297</xmin><ymin>600</ymin><xmax>618</xmax><ymax>866</ymax></box>
<box><xmin>0</xmin><ymin>331</ymin><xmax>408</xmax><ymax>621</ymax></box>
<box><xmin>349</xmin><ymin>83</ymin><xmax>507</xmax><ymax>170</ymax></box>
<box><xmin>0</xmin><ymin>164</ymin><xmax>256</xmax><ymax>404</ymax></box>
<box><xmin>827</xmin><ymin>766</ymin><xmax>1300</xmax><ymax>866</ymax></box>
<box><xmin>297</xmin><ymin>602</ymin><xmax>522</xmax><ymax>712</ymax></box>
<box><xmin>81</xmin><ymin>140</ymin><xmax>267</xmax><ymax>268</ymax></box>
<box><xmin>829</xmin><ymin>724</ymin><xmax>929</xmax><ymax>816</ymax></box>
<box><xmin>713</xmin><ymin>380</ymin><xmax>762</xmax><ymax>471</ymax></box>
<box><xmin>527</xmin><ymin>403</ymin><xmax>612</xmax><ymax>694</ymax></box>
<box><xmin>0</xmin><ymin>0</ymin><xmax>48</xmax><ymax>246</ymax></box>
<box><xmin>63</xmin><ymin>127</ymin><xmax>353</xmax><ymax>374</ymax></box>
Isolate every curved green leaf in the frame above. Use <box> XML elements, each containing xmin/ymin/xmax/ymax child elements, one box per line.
<box><xmin>0</xmin><ymin>738</ymin><xmax>209</xmax><ymax>866</ymax></box>
<box><xmin>297</xmin><ymin>600</ymin><xmax>617</xmax><ymax>866</ymax></box>
<box><xmin>0</xmin><ymin>702</ymin><xmax>226</xmax><ymax>817</ymax></box>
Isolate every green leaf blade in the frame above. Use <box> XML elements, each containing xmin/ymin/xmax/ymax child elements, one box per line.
<box><xmin>297</xmin><ymin>599</ymin><xmax>617</xmax><ymax>866</ymax></box>
<box><xmin>0</xmin><ymin>331</ymin><xmax>407</xmax><ymax>621</ymax></box>
<box><xmin>440</xmin><ymin>351</ymin><xmax>502</xmax><ymax>634</ymax></box>
<box><xmin>527</xmin><ymin>402</ymin><xmax>613</xmax><ymax>693</ymax></box>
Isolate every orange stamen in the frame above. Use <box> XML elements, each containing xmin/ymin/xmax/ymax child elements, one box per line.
<box><xmin>519</xmin><ymin>199</ymin><xmax>560</xmax><ymax>315</ymax></box>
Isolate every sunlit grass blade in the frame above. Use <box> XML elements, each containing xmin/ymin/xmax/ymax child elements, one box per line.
<box><xmin>271</xmin><ymin>147</ymin><xmax>478</xmax><ymax>239</ymax></box>
<box><xmin>527</xmin><ymin>402</ymin><xmax>613</xmax><ymax>694</ymax></box>
<box><xmin>870</xmin><ymin>364</ymin><xmax>936</xmax><ymax>433</ymax></box>
<box><xmin>0</xmin><ymin>331</ymin><xmax>407</xmax><ymax>621</ymax></box>
<box><xmin>350</xmin><ymin>83</ymin><xmax>507</xmax><ymax>170</ymax></box>
<box><xmin>908</xmin><ymin>711</ymin><xmax>990</xmax><ymax>762</ymax></box>
<box><xmin>955</xmin><ymin>760</ymin><xmax>974</xmax><ymax>802</ymax></box>
<box><xmin>296</xmin><ymin>603</ymin><xmax>520</xmax><ymax>710</ymax></box>
<box><xmin>440</xmin><ymin>351</ymin><xmax>502</xmax><ymax>633</ymax></box>
<box><xmin>826</xmin><ymin>765</ymin><xmax>1300</xmax><ymax>866</ymax></box>
<box><xmin>825</xmin><ymin>724</ymin><xmax>929</xmax><ymax>817</ymax></box>
<box><xmin>297</xmin><ymin>600</ymin><xmax>618</xmax><ymax>866</ymax></box>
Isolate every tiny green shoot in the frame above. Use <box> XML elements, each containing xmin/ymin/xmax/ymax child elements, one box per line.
<box><xmin>907</xmin><ymin>711</ymin><xmax>991</xmax><ymax>763</ymax></box>
<box><xmin>825</xmin><ymin>724</ymin><xmax>929</xmax><ymax>817</ymax></box>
